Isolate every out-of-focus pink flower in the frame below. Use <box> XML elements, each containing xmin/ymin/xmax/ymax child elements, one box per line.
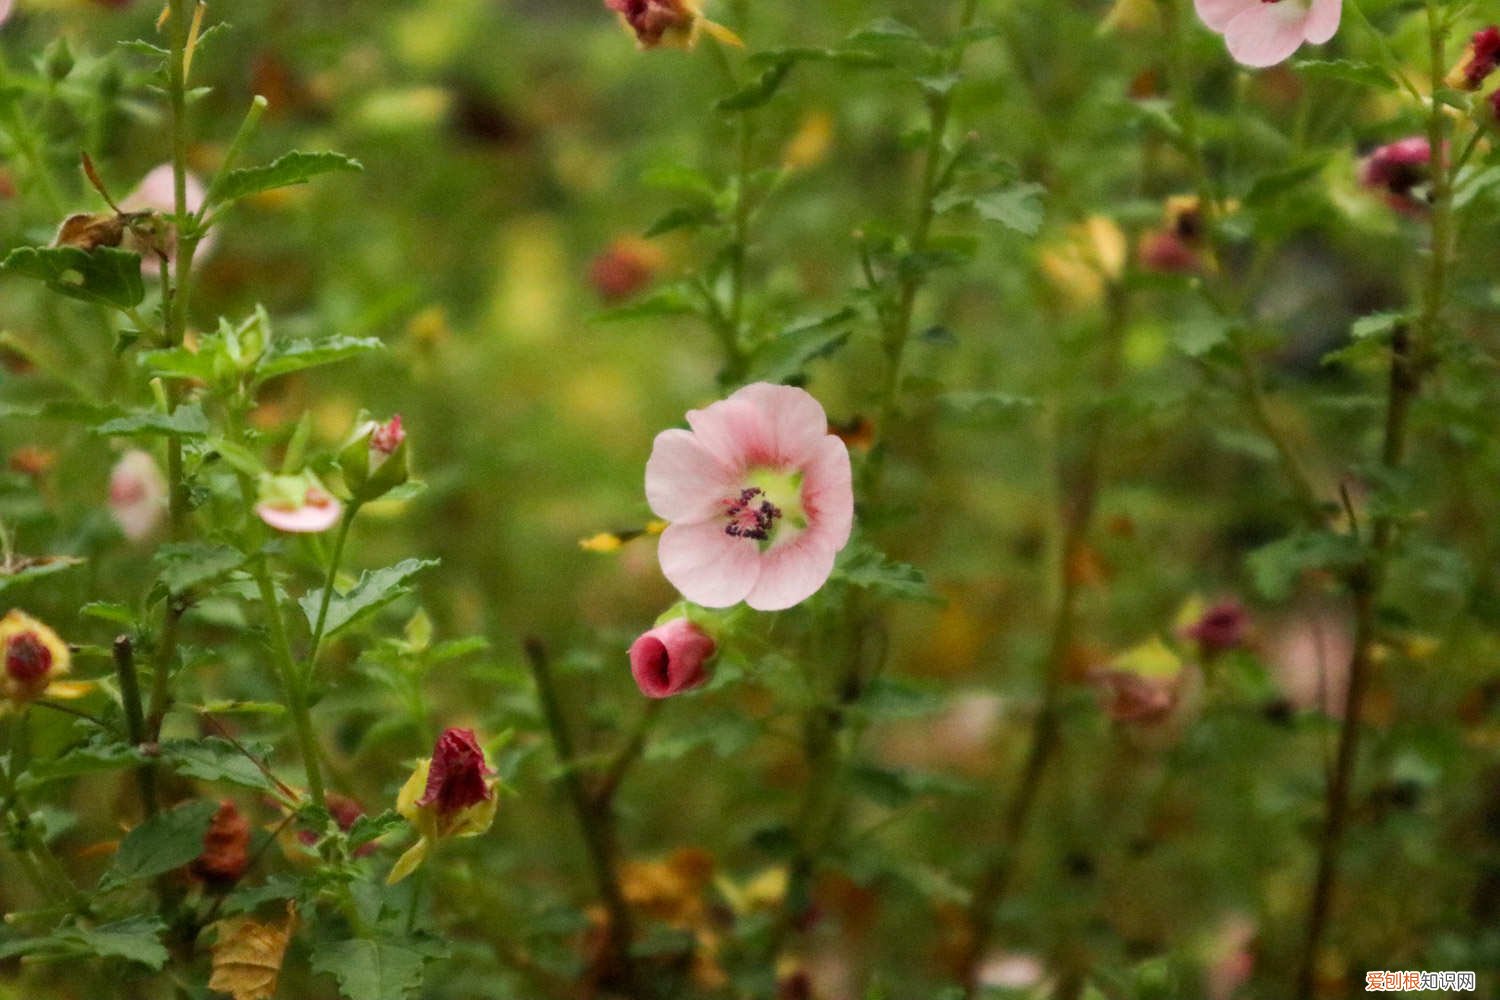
<box><xmin>1088</xmin><ymin>638</ymin><xmax>1198</xmax><ymax>731</ymax></box>
<box><xmin>629</xmin><ymin>618</ymin><xmax>716</xmax><ymax>698</ymax></box>
<box><xmin>590</xmin><ymin>237</ymin><xmax>663</xmax><ymax>303</ymax></box>
<box><xmin>120</xmin><ymin>163</ymin><xmax>215</xmax><ymax>266</ymax></box>
<box><xmin>254</xmin><ymin>473</ymin><xmax>343</xmax><ymax>533</ymax></box>
<box><xmin>605</xmin><ymin>0</ymin><xmax>742</xmax><ymax>49</ymax></box>
<box><xmin>1448</xmin><ymin>26</ymin><xmax>1500</xmax><ymax>90</ymax></box>
<box><xmin>1194</xmin><ymin>0</ymin><xmax>1340</xmax><ymax>68</ymax></box>
<box><xmin>1358</xmin><ymin>137</ymin><xmax>1434</xmax><ymax>214</ymax></box>
<box><xmin>1183</xmin><ymin>599</ymin><xmax>1250</xmax><ymax>656</ymax></box>
<box><xmin>976</xmin><ymin>953</ymin><xmax>1048</xmax><ymax>991</ymax></box>
<box><xmin>1206</xmin><ymin>915</ymin><xmax>1257</xmax><ymax>1000</ymax></box>
<box><xmin>108</xmin><ymin>449</ymin><xmax>168</xmax><ymax>542</ymax></box>
<box><xmin>1139</xmin><ymin>229</ymin><xmax>1201</xmax><ymax>274</ymax></box>
<box><xmin>0</xmin><ymin>0</ymin><xmax>13</xmax><ymax>27</ymax></box>
<box><xmin>1267</xmin><ymin>609</ymin><xmax>1353</xmax><ymax>716</ymax></box>
<box><xmin>645</xmin><ymin>383</ymin><xmax>853</xmax><ymax>612</ymax></box>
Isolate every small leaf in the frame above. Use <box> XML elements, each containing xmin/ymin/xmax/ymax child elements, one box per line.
<box><xmin>254</xmin><ymin>335</ymin><xmax>384</xmax><ymax>383</ymax></box>
<box><xmin>846</xmin><ymin>17</ymin><xmax>924</xmax><ymax>44</ymax></box>
<box><xmin>153</xmin><ymin>542</ymin><xmax>246</xmax><ymax>594</ymax></box>
<box><xmin>834</xmin><ymin>545</ymin><xmax>941</xmax><ymax>603</ymax></box>
<box><xmin>161</xmin><ymin>737</ymin><xmax>280</xmax><ymax>792</ymax></box>
<box><xmin>1291</xmin><ymin>58</ymin><xmax>1397</xmax><ymax>90</ymax></box>
<box><xmin>1</xmin><ymin>246</ymin><xmax>145</xmax><ymax>309</ymax></box>
<box><xmin>311</xmin><ymin>938</ymin><xmax>427</xmax><ymax>1000</ymax></box>
<box><xmin>0</xmin><ymin>917</ymin><xmax>170</xmax><ymax>969</ymax></box>
<box><xmin>1350</xmin><ymin>311</ymin><xmax>1405</xmax><ymax>341</ymax></box>
<box><xmin>716</xmin><ymin>59</ymin><xmax>795</xmax><ymax>112</ymax></box>
<box><xmin>971</xmin><ymin>183</ymin><xmax>1046</xmax><ymax>235</ymax></box>
<box><xmin>298</xmin><ymin>558</ymin><xmax>440</xmax><ymax>638</ymax></box>
<box><xmin>0</xmin><ymin>555</ymin><xmax>85</xmax><ymax>595</ymax></box>
<box><xmin>138</xmin><ymin>345</ymin><xmax>217</xmax><ymax>382</ymax></box>
<box><xmin>102</xmin><ymin>799</ymin><xmax>220</xmax><ymax>890</ymax></box>
<box><xmin>212</xmin><ymin>151</ymin><xmax>363</xmax><ymax>207</ymax></box>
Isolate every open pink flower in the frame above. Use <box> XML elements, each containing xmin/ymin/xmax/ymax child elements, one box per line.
<box><xmin>0</xmin><ymin>0</ymin><xmax>12</xmax><ymax>27</ymax></box>
<box><xmin>1194</xmin><ymin>0</ymin><xmax>1340</xmax><ymax>67</ymax></box>
<box><xmin>108</xmin><ymin>449</ymin><xmax>168</xmax><ymax>542</ymax></box>
<box><xmin>645</xmin><ymin>383</ymin><xmax>853</xmax><ymax>612</ymax></box>
<box><xmin>629</xmin><ymin>618</ymin><xmax>716</xmax><ymax>698</ymax></box>
<box><xmin>254</xmin><ymin>473</ymin><xmax>343</xmax><ymax>533</ymax></box>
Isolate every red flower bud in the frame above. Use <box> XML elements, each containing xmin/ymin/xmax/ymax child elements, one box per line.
<box><xmin>192</xmin><ymin>800</ymin><xmax>252</xmax><ymax>889</ymax></box>
<box><xmin>417</xmin><ymin>728</ymin><xmax>495</xmax><ymax>818</ymax></box>
<box><xmin>629</xmin><ymin>618</ymin><xmax>716</xmax><ymax>698</ymax></box>
<box><xmin>1448</xmin><ymin>26</ymin><xmax>1500</xmax><ymax>90</ymax></box>
<box><xmin>1183</xmin><ymin>599</ymin><xmax>1250</xmax><ymax>656</ymax></box>
<box><xmin>370</xmin><ymin>414</ymin><xmax>405</xmax><ymax>456</ymax></box>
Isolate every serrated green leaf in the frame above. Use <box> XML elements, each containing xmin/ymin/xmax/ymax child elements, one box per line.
<box><xmin>22</xmin><ymin>739</ymin><xmax>144</xmax><ymax>787</ymax></box>
<box><xmin>161</xmin><ymin>737</ymin><xmax>278</xmax><ymax>792</ymax></box>
<box><xmin>153</xmin><ymin>542</ymin><xmax>245</xmax><ymax>594</ymax></box>
<box><xmin>1</xmin><ymin>246</ymin><xmax>145</xmax><ymax>309</ymax></box>
<box><xmin>834</xmin><ymin>546</ymin><xmax>941</xmax><ymax>603</ymax></box>
<box><xmin>1292</xmin><ymin>58</ymin><xmax>1396</xmax><ymax>90</ymax></box>
<box><xmin>254</xmin><ymin>335</ymin><xmax>384</xmax><ymax>383</ymax></box>
<box><xmin>312</xmin><ymin>938</ymin><xmax>427</xmax><ymax>1000</ymax></box>
<box><xmin>101</xmin><ymin>800</ymin><xmax>219</xmax><ymax>890</ymax></box>
<box><xmin>971</xmin><ymin>183</ymin><xmax>1046</xmax><ymax>235</ymax></box>
<box><xmin>0</xmin><ymin>917</ymin><xmax>169</xmax><ymax>969</ymax></box>
<box><xmin>91</xmin><ymin>404</ymin><xmax>210</xmax><ymax>439</ymax></box>
<box><xmin>212</xmin><ymin>150</ymin><xmax>363</xmax><ymax>206</ymax></box>
<box><xmin>299</xmin><ymin>558</ymin><xmax>440</xmax><ymax>638</ymax></box>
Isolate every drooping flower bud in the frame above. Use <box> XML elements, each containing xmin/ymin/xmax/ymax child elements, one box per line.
<box><xmin>109</xmin><ymin>449</ymin><xmax>169</xmax><ymax>542</ymax></box>
<box><xmin>0</xmin><ymin>609</ymin><xmax>71</xmax><ymax>704</ymax></box>
<box><xmin>388</xmin><ymin>727</ymin><xmax>498</xmax><ymax>884</ymax></box>
<box><xmin>628</xmin><ymin>617</ymin><xmax>716</xmax><ymax>698</ymax></box>
<box><xmin>338</xmin><ymin>414</ymin><xmax>409</xmax><ymax>503</ymax></box>
<box><xmin>1446</xmin><ymin>26</ymin><xmax>1500</xmax><ymax>91</ymax></box>
<box><xmin>604</xmin><ymin>0</ymin><xmax>741</xmax><ymax>50</ymax></box>
<box><xmin>254</xmin><ymin>472</ymin><xmax>343</xmax><ymax>533</ymax></box>
<box><xmin>192</xmin><ymin>800</ymin><xmax>252</xmax><ymax>889</ymax></box>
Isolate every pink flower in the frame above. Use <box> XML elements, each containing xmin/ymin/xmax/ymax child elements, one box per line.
<box><xmin>629</xmin><ymin>618</ymin><xmax>716</xmax><ymax>698</ymax></box>
<box><xmin>0</xmin><ymin>0</ymin><xmax>12</xmax><ymax>27</ymax></box>
<box><xmin>108</xmin><ymin>449</ymin><xmax>168</xmax><ymax>542</ymax></box>
<box><xmin>417</xmin><ymin>728</ymin><xmax>495</xmax><ymax>822</ymax></box>
<box><xmin>1182</xmin><ymin>599</ymin><xmax>1250</xmax><ymax>655</ymax></box>
<box><xmin>1358</xmin><ymin>137</ymin><xmax>1434</xmax><ymax>214</ymax></box>
<box><xmin>120</xmin><ymin>163</ymin><xmax>215</xmax><ymax>266</ymax></box>
<box><xmin>254</xmin><ymin>473</ymin><xmax>343</xmax><ymax>533</ymax></box>
<box><xmin>1194</xmin><ymin>0</ymin><xmax>1341</xmax><ymax>68</ymax></box>
<box><xmin>645</xmin><ymin>383</ymin><xmax>853</xmax><ymax>612</ymax></box>
<box><xmin>369</xmin><ymin>414</ymin><xmax>405</xmax><ymax>458</ymax></box>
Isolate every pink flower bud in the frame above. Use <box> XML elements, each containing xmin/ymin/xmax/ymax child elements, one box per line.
<box><xmin>629</xmin><ymin>618</ymin><xmax>716</xmax><ymax>698</ymax></box>
<box><xmin>370</xmin><ymin>414</ymin><xmax>405</xmax><ymax>456</ymax></box>
<box><xmin>606</xmin><ymin>0</ymin><xmax>696</xmax><ymax>48</ymax></box>
<box><xmin>417</xmin><ymin>728</ymin><xmax>495</xmax><ymax>819</ymax></box>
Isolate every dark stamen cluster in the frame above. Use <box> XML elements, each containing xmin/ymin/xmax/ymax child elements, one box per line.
<box><xmin>723</xmin><ymin>487</ymin><xmax>781</xmax><ymax>542</ymax></box>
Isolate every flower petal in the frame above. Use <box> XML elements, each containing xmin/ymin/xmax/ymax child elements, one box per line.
<box><xmin>684</xmin><ymin>397</ymin><xmax>773</xmax><ymax>470</ymax></box>
<box><xmin>1302</xmin><ymin>0</ymin><xmax>1341</xmax><ymax>45</ymax></box>
<box><xmin>745</xmin><ymin>536</ymin><xmax>838</xmax><ymax>611</ymax></box>
<box><xmin>644</xmin><ymin>428</ymin><xmax>736</xmax><ymax>523</ymax></box>
<box><xmin>729</xmin><ymin>382</ymin><xmax>832</xmax><ymax>467</ymax></box>
<box><xmin>1224</xmin><ymin>2</ymin><xmax>1309</xmax><ymax>67</ymax></box>
<box><xmin>1194</xmin><ymin>0</ymin><xmax>1255</xmax><ymax>32</ymax></box>
<box><xmin>657</xmin><ymin>519</ymin><xmax>760</xmax><ymax>608</ymax></box>
<box><xmin>799</xmin><ymin>435</ymin><xmax>854</xmax><ymax>551</ymax></box>
<box><xmin>256</xmin><ymin>497</ymin><xmax>343</xmax><ymax>533</ymax></box>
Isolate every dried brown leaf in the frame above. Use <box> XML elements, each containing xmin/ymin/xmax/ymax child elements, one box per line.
<box><xmin>208</xmin><ymin>904</ymin><xmax>296</xmax><ymax>1000</ymax></box>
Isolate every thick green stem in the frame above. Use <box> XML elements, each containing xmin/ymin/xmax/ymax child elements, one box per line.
<box><xmin>1293</xmin><ymin>3</ymin><xmax>1452</xmax><ymax>992</ymax></box>
<box><xmin>111</xmin><ymin>636</ymin><xmax>158</xmax><ymax>817</ymax></box>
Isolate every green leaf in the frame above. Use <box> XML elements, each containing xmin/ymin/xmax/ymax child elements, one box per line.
<box><xmin>212</xmin><ymin>150</ymin><xmax>363</xmax><ymax>206</ymax></box>
<box><xmin>846</xmin><ymin>17</ymin><xmax>924</xmax><ymax>44</ymax></box>
<box><xmin>160</xmin><ymin>737</ymin><xmax>279</xmax><ymax>792</ymax></box>
<box><xmin>21</xmin><ymin>739</ymin><xmax>144</xmax><ymax>788</ymax></box>
<box><xmin>856</xmin><ymin>677</ymin><xmax>946</xmax><ymax>720</ymax></box>
<box><xmin>312</xmin><ymin>938</ymin><xmax>427</xmax><ymax>1000</ymax></box>
<box><xmin>0</xmin><ymin>555</ymin><xmax>85</xmax><ymax>596</ymax></box>
<box><xmin>1350</xmin><ymin>311</ymin><xmax>1405</xmax><ymax>341</ymax></box>
<box><xmin>1244</xmin><ymin>157</ymin><xmax>1328</xmax><ymax>206</ymax></box>
<box><xmin>937</xmin><ymin>390</ymin><xmax>1038</xmax><ymax>421</ymax></box>
<box><xmin>1291</xmin><ymin>58</ymin><xmax>1397</xmax><ymax>90</ymax></box>
<box><xmin>1247</xmin><ymin>531</ymin><xmax>1364</xmax><ymax>601</ymax></box>
<box><xmin>137</xmin><ymin>345</ymin><xmax>217</xmax><ymax>382</ymax></box>
<box><xmin>255</xmin><ymin>335</ymin><xmax>384</xmax><ymax>383</ymax></box>
<box><xmin>80</xmin><ymin>601</ymin><xmax>135</xmax><ymax>627</ymax></box>
<box><xmin>153</xmin><ymin>542</ymin><xmax>246</xmax><ymax>594</ymax></box>
<box><xmin>298</xmin><ymin>558</ymin><xmax>440</xmax><ymax>638</ymax></box>
<box><xmin>1</xmin><ymin>246</ymin><xmax>145</xmax><ymax>309</ymax></box>
<box><xmin>0</xmin><ymin>917</ymin><xmax>169</xmax><ymax>969</ymax></box>
<box><xmin>101</xmin><ymin>799</ymin><xmax>220</xmax><ymax>890</ymax></box>
<box><xmin>644</xmin><ymin>204</ymin><xmax>720</xmax><ymax>238</ymax></box>
<box><xmin>834</xmin><ymin>546</ymin><xmax>941</xmax><ymax>603</ymax></box>
<box><xmin>748</xmin><ymin>308</ymin><xmax>857</xmax><ymax>382</ymax></box>
<box><xmin>716</xmin><ymin>59</ymin><xmax>795</xmax><ymax>112</ymax></box>
<box><xmin>91</xmin><ymin>404</ymin><xmax>210</xmax><ymax>439</ymax></box>
<box><xmin>593</xmin><ymin>287</ymin><xmax>698</xmax><ymax>323</ymax></box>
<box><xmin>971</xmin><ymin>183</ymin><xmax>1046</xmax><ymax>235</ymax></box>
<box><xmin>347</xmin><ymin>810</ymin><xmax>403</xmax><ymax>852</ymax></box>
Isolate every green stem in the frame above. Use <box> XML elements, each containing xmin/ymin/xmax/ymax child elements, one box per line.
<box><xmin>522</xmin><ymin>638</ymin><xmax>645</xmax><ymax>1000</ymax></box>
<box><xmin>249</xmin><ymin>550</ymin><xmax>326</xmax><ymax>808</ymax></box>
<box><xmin>305</xmin><ymin>502</ymin><xmax>359</xmax><ymax>685</ymax></box>
<box><xmin>111</xmin><ymin>635</ymin><xmax>158</xmax><ymax>817</ymax></box>
<box><xmin>1293</xmin><ymin>3</ymin><xmax>1453</xmax><ymax>992</ymax></box>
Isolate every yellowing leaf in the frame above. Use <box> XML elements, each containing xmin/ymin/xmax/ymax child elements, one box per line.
<box><xmin>209</xmin><ymin>905</ymin><xmax>296</xmax><ymax>1000</ymax></box>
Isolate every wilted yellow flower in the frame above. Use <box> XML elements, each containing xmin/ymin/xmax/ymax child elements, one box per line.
<box><xmin>1039</xmin><ymin>216</ymin><xmax>1127</xmax><ymax>308</ymax></box>
<box><xmin>0</xmin><ymin>610</ymin><xmax>87</xmax><ymax>706</ymax></box>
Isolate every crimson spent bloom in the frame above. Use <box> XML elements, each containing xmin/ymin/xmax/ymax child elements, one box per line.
<box><xmin>1448</xmin><ymin>26</ymin><xmax>1500</xmax><ymax>90</ymax></box>
<box><xmin>389</xmin><ymin>727</ymin><xmax>498</xmax><ymax>884</ymax></box>
<box><xmin>1183</xmin><ymin>599</ymin><xmax>1250</xmax><ymax>656</ymax></box>
<box><xmin>629</xmin><ymin>618</ymin><xmax>717</xmax><ymax>698</ymax></box>
<box><xmin>645</xmin><ymin>383</ymin><xmax>854</xmax><ymax>612</ymax></box>
<box><xmin>605</xmin><ymin>0</ymin><xmax>739</xmax><ymax>49</ymax></box>
<box><xmin>0</xmin><ymin>610</ymin><xmax>73</xmax><ymax>705</ymax></box>
<box><xmin>1359</xmin><ymin>137</ymin><xmax>1434</xmax><ymax>214</ymax></box>
<box><xmin>1194</xmin><ymin>0</ymin><xmax>1340</xmax><ymax>68</ymax></box>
